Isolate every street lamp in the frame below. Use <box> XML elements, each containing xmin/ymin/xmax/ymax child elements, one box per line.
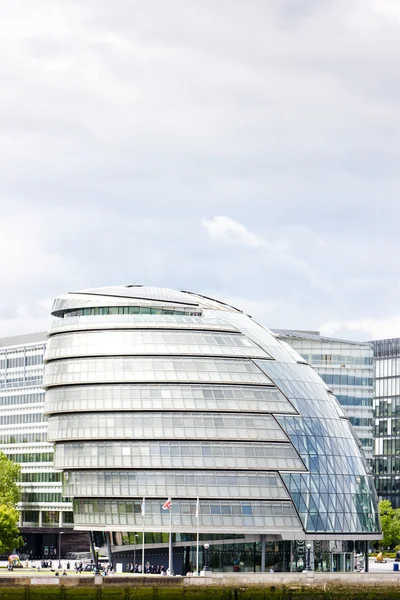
<box><xmin>203</xmin><ymin>543</ymin><xmax>211</xmax><ymax>572</ymax></box>
<box><xmin>58</xmin><ymin>532</ymin><xmax>63</xmax><ymax>569</ymax></box>
<box><xmin>305</xmin><ymin>543</ymin><xmax>312</xmax><ymax>571</ymax></box>
<box><xmin>94</xmin><ymin>546</ymin><xmax>101</xmax><ymax>574</ymax></box>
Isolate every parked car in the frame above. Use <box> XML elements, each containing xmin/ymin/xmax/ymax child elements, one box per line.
<box><xmin>83</xmin><ymin>560</ymin><xmax>108</xmax><ymax>572</ymax></box>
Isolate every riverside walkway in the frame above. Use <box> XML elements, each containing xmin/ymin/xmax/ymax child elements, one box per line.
<box><xmin>0</xmin><ymin>567</ymin><xmax>400</xmax><ymax>586</ymax></box>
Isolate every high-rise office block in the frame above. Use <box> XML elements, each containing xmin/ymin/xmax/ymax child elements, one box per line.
<box><xmin>372</xmin><ymin>338</ymin><xmax>400</xmax><ymax>507</ymax></box>
<box><xmin>0</xmin><ymin>333</ymin><xmax>85</xmax><ymax>558</ymax></box>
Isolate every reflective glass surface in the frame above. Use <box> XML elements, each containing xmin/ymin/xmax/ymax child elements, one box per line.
<box><xmin>254</xmin><ymin>360</ymin><xmax>346</xmax><ymax>420</ymax></box>
<box><xmin>282</xmin><ymin>471</ymin><xmax>379</xmax><ymax>533</ymax></box>
<box><xmin>54</xmin><ymin>440</ymin><xmax>304</xmax><ymax>471</ymax></box>
<box><xmin>373</xmin><ymin>339</ymin><xmax>400</xmax><ymax>507</ymax></box>
<box><xmin>45</xmin><ymin>384</ymin><xmax>294</xmax><ymax>415</ymax></box>
<box><xmin>44</xmin><ymin>285</ymin><xmax>380</xmax><ymax>537</ymax></box>
<box><xmin>0</xmin><ymin>337</ymin><xmax>70</xmax><ymax>526</ymax></box>
<box><xmin>64</xmin><ymin>307</ymin><xmax>199</xmax><ymax>317</ymax></box>
<box><xmin>45</xmin><ymin>330</ymin><xmax>270</xmax><ymax>360</ymax></box>
<box><xmin>63</xmin><ymin>470</ymin><xmax>290</xmax><ymax>499</ymax></box>
<box><xmin>276</xmin><ymin>331</ymin><xmax>374</xmax><ymax>461</ymax></box>
<box><xmin>51</xmin><ymin>287</ymin><xmax>201</xmax><ymax>316</ymax></box>
<box><xmin>62</xmin><ymin>285</ymin><xmax>201</xmax><ymax>305</ymax></box>
<box><xmin>256</xmin><ymin>359</ymin><xmax>379</xmax><ymax>533</ymax></box>
<box><xmin>43</xmin><ymin>357</ymin><xmax>271</xmax><ymax>387</ymax></box>
<box><xmin>49</xmin><ymin>314</ymin><xmax>237</xmax><ymax>335</ymax></box>
<box><xmin>73</xmin><ymin>498</ymin><xmax>302</xmax><ymax>531</ymax></box>
<box><xmin>47</xmin><ymin>412</ymin><xmax>287</xmax><ymax>442</ymax></box>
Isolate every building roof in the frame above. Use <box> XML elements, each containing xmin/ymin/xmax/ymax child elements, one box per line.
<box><xmin>273</xmin><ymin>329</ymin><xmax>373</xmax><ymax>347</ymax></box>
<box><xmin>0</xmin><ymin>331</ymin><xmax>47</xmax><ymax>349</ymax></box>
<box><xmin>52</xmin><ymin>285</ymin><xmax>244</xmax><ymax>315</ymax></box>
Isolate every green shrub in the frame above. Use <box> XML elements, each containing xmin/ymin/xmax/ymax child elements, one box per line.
<box><xmin>0</xmin><ymin>588</ymin><xmax>26</xmax><ymax>600</ymax></box>
<box><xmin>4</xmin><ymin>584</ymin><xmax>400</xmax><ymax>600</ymax></box>
<box><xmin>63</xmin><ymin>588</ymin><xmax>98</xmax><ymax>599</ymax></box>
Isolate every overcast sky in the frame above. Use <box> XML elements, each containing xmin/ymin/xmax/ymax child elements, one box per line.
<box><xmin>1</xmin><ymin>0</ymin><xmax>400</xmax><ymax>341</ymax></box>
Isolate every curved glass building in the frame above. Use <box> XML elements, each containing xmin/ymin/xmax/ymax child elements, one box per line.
<box><xmin>43</xmin><ymin>286</ymin><xmax>380</xmax><ymax>571</ymax></box>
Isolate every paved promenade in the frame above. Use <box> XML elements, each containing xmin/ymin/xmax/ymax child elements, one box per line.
<box><xmin>1</xmin><ymin>558</ymin><xmax>400</xmax><ymax>588</ymax></box>
<box><xmin>0</xmin><ymin>569</ymin><xmax>400</xmax><ymax>588</ymax></box>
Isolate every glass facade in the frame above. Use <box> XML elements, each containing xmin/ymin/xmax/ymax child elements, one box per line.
<box><xmin>373</xmin><ymin>338</ymin><xmax>400</xmax><ymax>507</ymax></box>
<box><xmin>54</xmin><ymin>440</ymin><xmax>303</xmax><ymax>471</ymax></box>
<box><xmin>0</xmin><ymin>333</ymin><xmax>73</xmax><ymax>530</ymax></box>
<box><xmin>111</xmin><ymin>537</ymin><xmax>359</xmax><ymax>574</ymax></box>
<box><xmin>63</xmin><ymin>470</ymin><xmax>290</xmax><ymax>500</ymax></box>
<box><xmin>44</xmin><ymin>356</ymin><xmax>272</xmax><ymax>387</ymax></box>
<box><xmin>45</xmin><ymin>330</ymin><xmax>269</xmax><ymax>360</ymax></box>
<box><xmin>43</xmin><ymin>286</ymin><xmax>380</xmax><ymax>559</ymax></box>
<box><xmin>50</xmin><ymin>314</ymin><xmax>238</xmax><ymax>335</ymax></box>
<box><xmin>73</xmin><ymin>499</ymin><xmax>302</xmax><ymax>531</ymax></box>
<box><xmin>48</xmin><ymin>412</ymin><xmax>288</xmax><ymax>442</ymax></box>
<box><xmin>45</xmin><ymin>384</ymin><xmax>294</xmax><ymax>415</ymax></box>
<box><xmin>274</xmin><ymin>331</ymin><xmax>374</xmax><ymax>462</ymax></box>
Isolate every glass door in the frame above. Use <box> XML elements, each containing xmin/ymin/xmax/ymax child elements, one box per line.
<box><xmin>332</xmin><ymin>553</ymin><xmax>344</xmax><ymax>572</ymax></box>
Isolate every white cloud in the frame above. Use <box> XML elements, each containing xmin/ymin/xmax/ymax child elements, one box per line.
<box><xmin>320</xmin><ymin>317</ymin><xmax>400</xmax><ymax>341</ymax></box>
<box><xmin>0</xmin><ymin>0</ymin><xmax>400</xmax><ymax>339</ymax></box>
<box><xmin>201</xmin><ymin>216</ymin><xmax>267</xmax><ymax>248</ymax></box>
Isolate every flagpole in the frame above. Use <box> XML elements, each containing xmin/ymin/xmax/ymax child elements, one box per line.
<box><xmin>142</xmin><ymin>497</ymin><xmax>145</xmax><ymax>575</ymax></box>
<box><xmin>142</xmin><ymin>522</ymin><xmax>145</xmax><ymax>574</ymax></box>
<box><xmin>196</xmin><ymin>497</ymin><xmax>199</xmax><ymax>575</ymax></box>
<box><xmin>168</xmin><ymin>498</ymin><xmax>173</xmax><ymax>574</ymax></box>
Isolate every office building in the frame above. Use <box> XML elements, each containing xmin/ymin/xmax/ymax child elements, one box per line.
<box><xmin>274</xmin><ymin>331</ymin><xmax>374</xmax><ymax>462</ymax></box>
<box><xmin>0</xmin><ymin>332</ymin><xmax>86</xmax><ymax>558</ymax></box>
<box><xmin>42</xmin><ymin>286</ymin><xmax>380</xmax><ymax>572</ymax></box>
<box><xmin>372</xmin><ymin>337</ymin><xmax>400</xmax><ymax>507</ymax></box>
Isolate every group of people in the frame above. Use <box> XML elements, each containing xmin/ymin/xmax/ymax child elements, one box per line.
<box><xmin>27</xmin><ymin>560</ymin><xmax>71</xmax><ymax>576</ymax></box>
<box><xmin>40</xmin><ymin>560</ymin><xmax>55</xmax><ymax>569</ymax></box>
<box><xmin>101</xmin><ymin>563</ymin><xmax>115</xmax><ymax>576</ymax></box>
<box><xmin>30</xmin><ymin>560</ymin><xmax>71</xmax><ymax>571</ymax></box>
<box><xmin>125</xmin><ymin>563</ymin><xmax>171</xmax><ymax>575</ymax></box>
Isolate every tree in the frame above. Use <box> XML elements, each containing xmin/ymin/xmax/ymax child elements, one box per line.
<box><xmin>0</xmin><ymin>452</ymin><xmax>22</xmax><ymax>552</ymax></box>
<box><xmin>379</xmin><ymin>500</ymin><xmax>400</xmax><ymax>550</ymax></box>
<box><xmin>0</xmin><ymin>451</ymin><xmax>21</xmax><ymax>506</ymax></box>
<box><xmin>0</xmin><ymin>506</ymin><xmax>22</xmax><ymax>553</ymax></box>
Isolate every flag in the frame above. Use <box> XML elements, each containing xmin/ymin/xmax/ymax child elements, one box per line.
<box><xmin>141</xmin><ymin>497</ymin><xmax>146</xmax><ymax>516</ymax></box>
<box><xmin>195</xmin><ymin>497</ymin><xmax>200</xmax><ymax>519</ymax></box>
<box><xmin>163</xmin><ymin>497</ymin><xmax>171</xmax><ymax>510</ymax></box>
